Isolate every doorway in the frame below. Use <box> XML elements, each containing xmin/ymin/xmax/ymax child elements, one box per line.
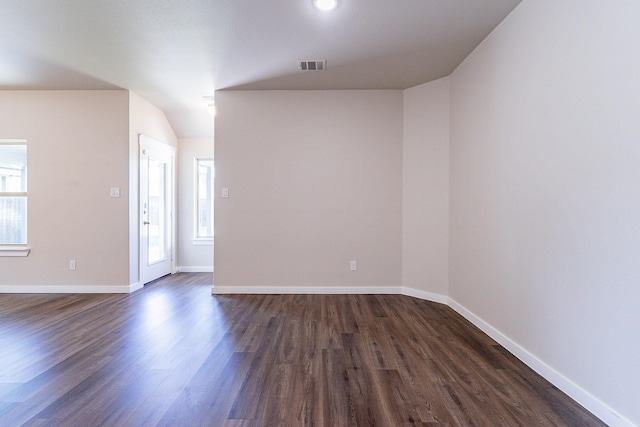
<box><xmin>139</xmin><ymin>134</ymin><xmax>176</xmax><ymax>285</ymax></box>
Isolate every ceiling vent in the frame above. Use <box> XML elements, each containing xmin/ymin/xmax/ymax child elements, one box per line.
<box><xmin>298</xmin><ymin>60</ymin><xmax>326</xmax><ymax>71</ymax></box>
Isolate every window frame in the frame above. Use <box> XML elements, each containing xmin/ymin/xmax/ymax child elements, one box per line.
<box><xmin>0</xmin><ymin>139</ymin><xmax>30</xmax><ymax>256</ymax></box>
<box><xmin>193</xmin><ymin>157</ymin><xmax>214</xmax><ymax>244</ymax></box>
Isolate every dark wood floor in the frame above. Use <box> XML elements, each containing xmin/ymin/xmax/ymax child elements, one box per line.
<box><xmin>0</xmin><ymin>273</ymin><xmax>605</xmax><ymax>426</ymax></box>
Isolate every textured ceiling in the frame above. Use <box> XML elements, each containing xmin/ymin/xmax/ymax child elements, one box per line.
<box><xmin>0</xmin><ymin>0</ymin><xmax>522</xmax><ymax>138</ymax></box>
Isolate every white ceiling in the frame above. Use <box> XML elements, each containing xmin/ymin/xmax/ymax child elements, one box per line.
<box><xmin>0</xmin><ymin>0</ymin><xmax>522</xmax><ymax>138</ymax></box>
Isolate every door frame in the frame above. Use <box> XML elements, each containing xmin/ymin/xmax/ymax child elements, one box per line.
<box><xmin>139</xmin><ymin>134</ymin><xmax>177</xmax><ymax>285</ymax></box>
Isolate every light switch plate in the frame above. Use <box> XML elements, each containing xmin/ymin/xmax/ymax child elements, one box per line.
<box><xmin>110</xmin><ymin>187</ymin><xmax>121</xmax><ymax>198</ymax></box>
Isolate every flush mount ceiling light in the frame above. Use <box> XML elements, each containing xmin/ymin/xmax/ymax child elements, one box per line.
<box><xmin>313</xmin><ymin>0</ymin><xmax>339</xmax><ymax>11</ymax></box>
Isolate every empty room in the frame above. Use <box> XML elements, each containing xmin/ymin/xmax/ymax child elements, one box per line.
<box><xmin>1</xmin><ymin>0</ymin><xmax>638</xmax><ymax>426</ymax></box>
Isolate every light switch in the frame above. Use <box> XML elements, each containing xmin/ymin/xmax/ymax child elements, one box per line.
<box><xmin>110</xmin><ymin>187</ymin><xmax>121</xmax><ymax>198</ymax></box>
<box><xmin>222</xmin><ymin>188</ymin><xmax>229</xmax><ymax>198</ymax></box>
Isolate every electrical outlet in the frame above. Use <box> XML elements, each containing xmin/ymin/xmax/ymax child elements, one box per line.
<box><xmin>350</xmin><ymin>260</ymin><xmax>357</xmax><ymax>271</ymax></box>
<box><xmin>69</xmin><ymin>260</ymin><xmax>76</xmax><ymax>271</ymax></box>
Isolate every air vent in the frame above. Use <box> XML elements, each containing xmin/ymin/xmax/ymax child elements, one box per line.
<box><xmin>298</xmin><ymin>60</ymin><xmax>327</xmax><ymax>71</ymax></box>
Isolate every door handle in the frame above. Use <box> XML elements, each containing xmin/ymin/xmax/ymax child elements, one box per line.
<box><xmin>143</xmin><ymin>221</ymin><xmax>150</xmax><ymax>225</ymax></box>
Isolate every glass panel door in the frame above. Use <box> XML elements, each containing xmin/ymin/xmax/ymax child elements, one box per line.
<box><xmin>139</xmin><ymin>134</ymin><xmax>175</xmax><ymax>285</ymax></box>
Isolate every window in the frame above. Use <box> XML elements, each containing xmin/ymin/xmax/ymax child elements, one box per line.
<box><xmin>0</xmin><ymin>140</ymin><xmax>29</xmax><ymax>255</ymax></box>
<box><xmin>195</xmin><ymin>158</ymin><xmax>214</xmax><ymax>241</ymax></box>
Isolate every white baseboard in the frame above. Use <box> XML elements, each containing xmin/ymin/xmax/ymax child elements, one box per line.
<box><xmin>447</xmin><ymin>298</ymin><xmax>633</xmax><ymax>427</ymax></box>
<box><xmin>212</xmin><ymin>285</ymin><xmax>401</xmax><ymax>295</ymax></box>
<box><xmin>401</xmin><ymin>287</ymin><xmax>448</xmax><ymax>304</ymax></box>
<box><xmin>3</xmin><ymin>278</ymin><xmax>628</xmax><ymax>426</ymax></box>
<box><xmin>0</xmin><ymin>282</ymin><xmax>143</xmax><ymax>294</ymax></box>
<box><xmin>211</xmin><ymin>284</ymin><xmax>448</xmax><ymax>304</ymax></box>
<box><xmin>176</xmin><ymin>266</ymin><xmax>214</xmax><ymax>273</ymax></box>
<box><xmin>210</xmin><ymin>284</ymin><xmax>629</xmax><ymax>426</ymax></box>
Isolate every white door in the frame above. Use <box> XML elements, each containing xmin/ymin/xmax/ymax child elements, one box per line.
<box><xmin>139</xmin><ymin>135</ymin><xmax>175</xmax><ymax>285</ymax></box>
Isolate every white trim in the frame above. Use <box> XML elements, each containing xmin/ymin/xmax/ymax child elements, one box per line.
<box><xmin>211</xmin><ymin>285</ymin><xmax>448</xmax><ymax>302</ymax></box>
<box><xmin>401</xmin><ymin>286</ymin><xmax>448</xmax><ymax>304</ymax></box>
<box><xmin>0</xmin><ymin>282</ymin><xmax>143</xmax><ymax>294</ymax></box>
<box><xmin>3</xmin><ymin>277</ymin><xmax>622</xmax><ymax>423</ymax></box>
<box><xmin>138</xmin><ymin>134</ymin><xmax>177</xmax><ymax>284</ymax></box>
<box><xmin>0</xmin><ymin>246</ymin><xmax>30</xmax><ymax>257</ymax></box>
<box><xmin>177</xmin><ymin>266</ymin><xmax>213</xmax><ymax>273</ymax></box>
<box><xmin>0</xmin><ymin>272</ymin><xmax>627</xmax><ymax>424</ymax></box>
<box><xmin>139</xmin><ymin>134</ymin><xmax>177</xmax><ymax>153</ymax></box>
<box><xmin>447</xmin><ymin>298</ymin><xmax>632</xmax><ymax>427</ymax></box>
<box><xmin>1</xmin><ymin>140</ymin><xmax>28</xmax><ymax>248</ymax></box>
<box><xmin>191</xmin><ymin>238</ymin><xmax>213</xmax><ymax>246</ymax></box>
<box><xmin>212</xmin><ymin>285</ymin><xmax>401</xmax><ymax>295</ymax></box>
<box><xmin>207</xmin><ymin>284</ymin><xmax>626</xmax><ymax>426</ymax></box>
<box><xmin>194</xmin><ymin>157</ymin><xmax>214</xmax><ymax>241</ymax></box>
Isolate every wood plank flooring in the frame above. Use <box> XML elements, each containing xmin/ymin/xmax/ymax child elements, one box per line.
<box><xmin>0</xmin><ymin>273</ymin><xmax>605</xmax><ymax>426</ymax></box>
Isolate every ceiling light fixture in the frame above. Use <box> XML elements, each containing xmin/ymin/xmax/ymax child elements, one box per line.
<box><xmin>313</xmin><ymin>0</ymin><xmax>339</xmax><ymax>11</ymax></box>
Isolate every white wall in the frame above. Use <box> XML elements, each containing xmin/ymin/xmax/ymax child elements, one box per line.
<box><xmin>214</xmin><ymin>90</ymin><xmax>403</xmax><ymax>291</ymax></box>
<box><xmin>0</xmin><ymin>90</ymin><xmax>131</xmax><ymax>291</ymax></box>
<box><xmin>402</xmin><ymin>78</ymin><xmax>450</xmax><ymax>300</ymax></box>
<box><xmin>177</xmin><ymin>138</ymin><xmax>214</xmax><ymax>272</ymax></box>
<box><xmin>449</xmin><ymin>1</ymin><xmax>640</xmax><ymax>425</ymax></box>
<box><xmin>128</xmin><ymin>92</ymin><xmax>178</xmax><ymax>286</ymax></box>
<box><xmin>0</xmin><ymin>90</ymin><xmax>179</xmax><ymax>292</ymax></box>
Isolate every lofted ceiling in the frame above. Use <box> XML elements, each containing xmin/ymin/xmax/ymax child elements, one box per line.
<box><xmin>0</xmin><ymin>0</ymin><xmax>522</xmax><ymax>138</ymax></box>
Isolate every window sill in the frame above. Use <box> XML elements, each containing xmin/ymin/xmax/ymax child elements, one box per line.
<box><xmin>192</xmin><ymin>238</ymin><xmax>213</xmax><ymax>246</ymax></box>
<box><xmin>0</xmin><ymin>246</ymin><xmax>31</xmax><ymax>257</ymax></box>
